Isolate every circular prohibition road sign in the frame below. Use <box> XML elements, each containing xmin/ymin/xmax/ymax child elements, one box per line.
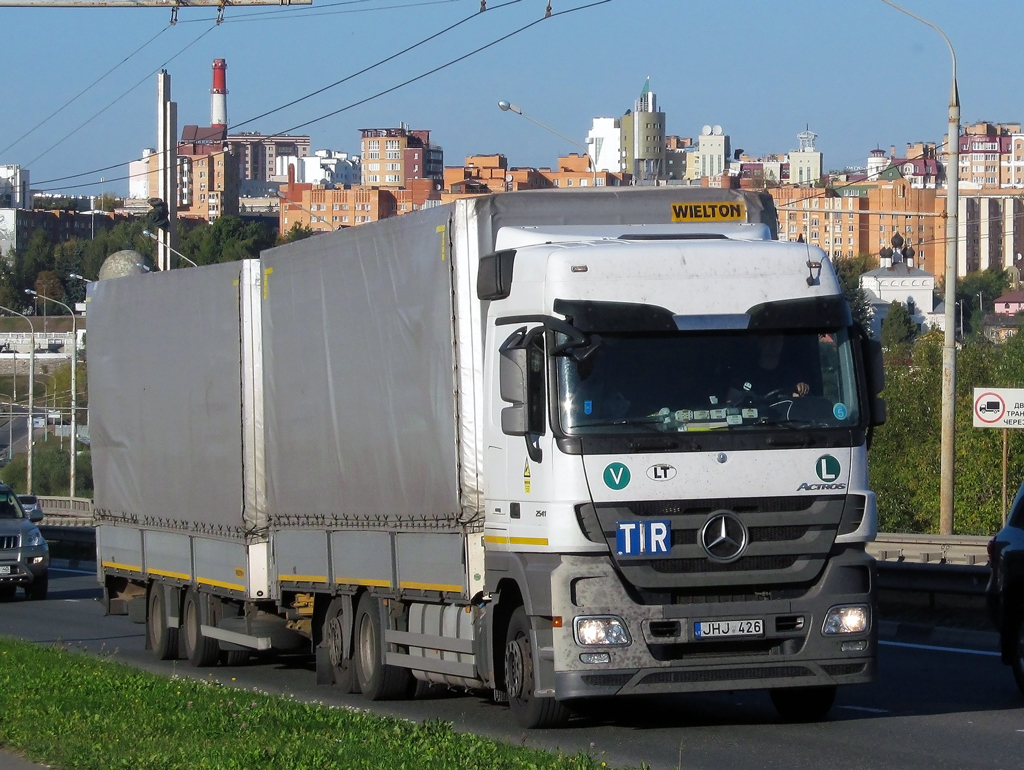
<box><xmin>975</xmin><ymin>391</ymin><xmax>1006</xmax><ymax>424</ymax></box>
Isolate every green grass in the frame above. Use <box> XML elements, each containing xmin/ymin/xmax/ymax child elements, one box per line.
<box><xmin>0</xmin><ymin>637</ymin><xmax>626</xmax><ymax>770</ymax></box>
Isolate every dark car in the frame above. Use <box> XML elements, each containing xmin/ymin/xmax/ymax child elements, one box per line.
<box><xmin>0</xmin><ymin>485</ymin><xmax>49</xmax><ymax>600</ymax></box>
<box><xmin>986</xmin><ymin>481</ymin><xmax>1024</xmax><ymax>695</ymax></box>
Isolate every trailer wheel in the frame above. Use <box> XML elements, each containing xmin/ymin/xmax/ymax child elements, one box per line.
<box><xmin>354</xmin><ymin>593</ymin><xmax>413</xmax><ymax>700</ymax></box>
<box><xmin>324</xmin><ymin>597</ymin><xmax>359</xmax><ymax>693</ymax></box>
<box><xmin>770</xmin><ymin>685</ymin><xmax>836</xmax><ymax>722</ymax></box>
<box><xmin>219</xmin><ymin>649</ymin><xmax>250</xmax><ymax>667</ymax></box>
<box><xmin>183</xmin><ymin>589</ymin><xmax>220</xmax><ymax>667</ymax></box>
<box><xmin>148</xmin><ymin>583</ymin><xmax>179</xmax><ymax>661</ymax></box>
<box><xmin>504</xmin><ymin>606</ymin><xmax>570</xmax><ymax>729</ymax></box>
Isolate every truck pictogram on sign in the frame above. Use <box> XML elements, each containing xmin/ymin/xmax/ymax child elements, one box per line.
<box><xmin>974</xmin><ymin>391</ymin><xmax>1006</xmax><ymax>424</ymax></box>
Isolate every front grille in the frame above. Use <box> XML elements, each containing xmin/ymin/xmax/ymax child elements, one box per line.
<box><xmin>581</xmin><ymin>673</ymin><xmax>634</xmax><ymax>688</ymax></box>
<box><xmin>649</xmin><ymin>555</ymin><xmax>799</xmax><ymax>574</ymax></box>
<box><xmin>0</xmin><ymin>535</ymin><xmax>18</xmax><ymax>550</ymax></box>
<box><xmin>593</xmin><ymin>495</ymin><xmax>844</xmax><ymax>591</ymax></box>
<box><xmin>822</xmin><ymin>662</ymin><xmax>868</xmax><ymax>677</ymax></box>
<box><xmin>640</xmin><ymin>665</ymin><xmax>812</xmax><ymax>686</ymax></box>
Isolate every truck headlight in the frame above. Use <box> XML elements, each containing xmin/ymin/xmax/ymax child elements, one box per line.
<box><xmin>24</xmin><ymin>528</ymin><xmax>46</xmax><ymax>547</ymax></box>
<box><xmin>574</xmin><ymin>616</ymin><xmax>631</xmax><ymax>646</ymax></box>
<box><xmin>822</xmin><ymin>604</ymin><xmax>869</xmax><ymax>635</ymax></box>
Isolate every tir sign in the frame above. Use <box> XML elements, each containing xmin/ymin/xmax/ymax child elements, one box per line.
<box><xmin>616</xmin><ymin>520</ymin><xmax>671</xmax><ymax>557</ymax></box>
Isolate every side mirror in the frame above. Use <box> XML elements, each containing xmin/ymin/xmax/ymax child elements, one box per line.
<box><xmin>862</xmin><ymin>335</ymin><xmax>886</xmax><ymax>427</ymax></box>
<box><xmin>29</xmin><ymin>510</ymin><xmax>43</xmax><ymax>523</ymax></box>
<box><xmin>499</xmin><ymin>345</ymin><xmax>529</xmax><ymax>437</ymax></box>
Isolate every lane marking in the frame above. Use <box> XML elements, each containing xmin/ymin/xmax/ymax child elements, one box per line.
<box><xmin>50</xmin><ymin>567</ymin><xmax>97</xmax><ymax>575</ymax></box>
<box><xmin>838</xmin><ymin>705</ymin><xmax>890</xmax><ymax>714</ymax></box>
<box><xmin>880</xmin><ymin>640</ymin><xmax>1000</xmax><ymax>657</ymax></box>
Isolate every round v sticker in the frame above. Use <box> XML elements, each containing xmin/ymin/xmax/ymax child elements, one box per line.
<box><xmin>604</xmin><ymin>463</ymin><xmax>631</xmax><ymax>490</ymax></box>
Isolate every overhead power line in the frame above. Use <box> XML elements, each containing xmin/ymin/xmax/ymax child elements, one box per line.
<box><xmin>0</xmin><ymin>25</ymin><xmax>170</xmax><ymax>156</ymax></box>
<box><xmin>33</xmin><ymin>0</ymin><xmax>610</xmax><ymax>192</ymax></box>
<box><xmin>24</xmin><ymin>23</ymin><xmax>220</xmax><ymax>169</ymax></box>
<box><xmin>229</xmin><ymin>0</ymin><xmax>523</xmax><ymax>132</ymax></box>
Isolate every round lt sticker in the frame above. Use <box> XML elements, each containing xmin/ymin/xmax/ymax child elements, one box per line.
<box><xmin>603</xmin><ymin>463</ymin><xmax>631</xmax><ymax>490</ymax></box>
<box><xmin>815</xmin><ymin>455</ymin><xmax>841</xmax><ymax>482</ymax></box>
<box><xmin>833</xmin><ymin>403</ymin><xmax>848</xmax><ymax>420</ymax></box>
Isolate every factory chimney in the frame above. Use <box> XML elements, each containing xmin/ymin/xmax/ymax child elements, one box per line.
<box><xmin>211</xmin><ymin>58</ymin><xmax>228</xmax><ymax>129</ymax></box>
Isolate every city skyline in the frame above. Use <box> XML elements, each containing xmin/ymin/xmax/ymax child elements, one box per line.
<box><xmin>3</xmin><ymin>0</ymin><xmax>1024</xmax><ymax>196</ymax></box>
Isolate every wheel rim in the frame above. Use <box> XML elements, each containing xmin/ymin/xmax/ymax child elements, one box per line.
<box><xmin>149</xmin><ymin>592</ymin><xmax>162</xmax><ymax>643</ymax></box>
<box><xmin>186</xmin><ymin>599</ymin><xmax>198</xmax><ymax>653</ymax></box>
<box><xmin>505</xmin><ymin>635</ymin><xmax>526</xmax><ymax>700</ymax></box>
<box><xmin>357</xmin><ymin>612</ymin><xmax>376</xmax><ymax>682</ymax></box>
<box><xmin>327</xmin><ymin>615</ymin><xmax>345</xmax><ymax>668</ymax></box>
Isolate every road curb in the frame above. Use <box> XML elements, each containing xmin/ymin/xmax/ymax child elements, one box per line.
<box><xmin>878</xmin><ymin>619</ymin><xmax>1000</xmax><ymax>652</ymax></box>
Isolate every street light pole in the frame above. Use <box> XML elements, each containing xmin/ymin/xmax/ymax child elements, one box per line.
<box><xmin>25</xmin><ymin>290</ymin><xmax>74</xmax><ymax>498</ymax></box>
<box><xmin>0</xmin><ymin>305</ymin><xmax>34</xmax><ymax>494</ymax></box>
<box><xmin>142</xmin><ymin>230</ymin><xmax>198</xmax><ymax>267</ymax></box>
<box><xmin>881</xmin><ymin>0</ymin><xmax>959</xmax><ymax>535</ymax></box>
<box><xmin>498</xmin><ymin>100</ymin><xmax>598</xmax><ymax>187</ymax></box>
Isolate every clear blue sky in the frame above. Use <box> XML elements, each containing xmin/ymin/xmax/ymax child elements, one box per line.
<box><xmin>1</xmin><ymin>0</ymin><xmax>1021</xmax><ymax>197</ymax></box>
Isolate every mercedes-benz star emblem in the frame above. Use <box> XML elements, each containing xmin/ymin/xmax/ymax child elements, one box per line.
<box><xmin>700</xmin><ymin>512</ymin><xmax>748</xmax><ymax>562</ymax></box>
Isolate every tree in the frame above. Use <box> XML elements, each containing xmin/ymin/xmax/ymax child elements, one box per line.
<box><xmin>833</xmin><ymin>254</ymin><xmax>877</xmax><ymax>332</ymax></box>
<box><xmin>278</xmin><ymin>222</ymin><xmax>315</xmax><ymax>245</ymax></box>
<box><xmin>881</xmin><ymin>300</ymin><xmax>917</xmax><ymax>348</ymax></box>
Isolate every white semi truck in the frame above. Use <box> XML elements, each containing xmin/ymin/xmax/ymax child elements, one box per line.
<box><xmin>91</xmin><ymin>188</ymin><xmax>885</xmax><ymax>728</ymax></box>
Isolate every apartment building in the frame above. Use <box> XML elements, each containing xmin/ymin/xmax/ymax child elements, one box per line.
<box><xmin>620</xmin><ymin>78</ymin><xmax>666</xmax><ymax>182</ymax></box>
<box><xmin>359</xmin><ymin>127</ymin><xmax>443</xmax><ymax>188</ymax></box>
<box><xmin>228</xmin><ymin>132</ymin><xmax>311</xmax><ymax>184</ymax></box>
<box><xmin>278</xmin><ymin>177</ymin><xmax>440</xmax><ymax>233</ymax></box>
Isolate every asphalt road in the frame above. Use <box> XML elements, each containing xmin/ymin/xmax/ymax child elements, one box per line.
<box><xmin>2</xmin><ymin>566</ymin><xmax>1023</xmax><ymax>770</ymax></box>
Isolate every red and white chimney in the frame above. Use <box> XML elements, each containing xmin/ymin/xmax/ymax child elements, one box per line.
<box><xmin>211</xmin><ymin>58</ymin><xmax>228</xmax><ymax>129</ymax></box>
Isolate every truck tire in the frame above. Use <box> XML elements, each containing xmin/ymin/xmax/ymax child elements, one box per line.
<box><xmin>504</xmin><ymin>606</ymin><xmax>570</xmax><ymax>729</ymax></box>
<box><xmin>148</xmin><ymin>583</ymin><xmax>179</xmax><ymax>660</ymax></box>
<box><xmin>770</xmin><ymin>685</ymin><xmax>836</xmax><ymax>722</ymax></box>
<box><xmin>25</xmin><ymin>573</ymin><xmax>48</xmax><ymax>601</ymax></box>
<box><xmin>354</xmin><ymin>593</ymin><xmax>413</xmax><ymax>700</ymax></box>
<box><xmin>324</xmin><ymin>597</ymin><xmax>359</xmax><ymax>693</ymax></box>
<box><xmin>219</xmin><ymin>649</ymin><xmax>250</xmax><ymax>667</ymax></box>
<box><xmin>1010</xmin><ymin>614</ymin><xmax>1024</xmax><ymax>697</ymax></box>
<box><xmin>182</xmin><ymin>589</ymin><xmax>220</xmax><ymax>667</ymax></box>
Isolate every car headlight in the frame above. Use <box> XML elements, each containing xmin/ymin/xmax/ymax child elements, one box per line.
<box><xmin>822</xmin><ymin>604</ymin><xmax>870</xmax><ymax>635</ymax></box>
<box><xmin>24</xmin><ymin>528</ymin><xmax>46</xmax><ymax>547</ymax></box>
<box><xmin>574</xmin><ymin>616</ymin><xmax>631</xmax><ymax>646</ymax></box>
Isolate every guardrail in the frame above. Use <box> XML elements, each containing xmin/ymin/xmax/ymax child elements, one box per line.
<box><xmin>32</xmin><ymin>501</ymin><xmax>999</xmax><ymax>599</ymax></box>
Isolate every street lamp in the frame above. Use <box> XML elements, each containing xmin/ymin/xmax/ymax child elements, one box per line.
<box><xmin>142</xmin><ymin>230</ymin><xmax>198</xmax><ymax>268</ymax></box>
<box><xmin>68</xmin><ymin>273</ymin><xmax>92</xmax><ymax>284</ymax></box>
<box><xmin>0</xmin><ymin>305</ymin><xmax>34</xmax><ymax>494</ymax></box>
<box><xmin>25</xmin><ymin>290</ymin><xmax>75</xmax><ymax>498</ymax></box>
<box><xmin>498</xmin><ymin>100</ymin><xmax>598</xmax><ymax>188</ymax></box>
<box><xmin>881</xmin><ymin>0</ymin><xmax>959</xmax><ymax>535</ymax></box>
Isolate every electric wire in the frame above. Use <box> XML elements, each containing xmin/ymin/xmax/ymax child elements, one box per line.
<box><xmin>24</xmin><ymin>23</ymin><xmax>220</xmax><ymax>169</ymax></box>
<box><xmin>32</xmin><ymin>0</ymin><xmax>608</xmax><ymax>192</ymax></box>
<box><xmin>0</xmin><ymin>25</ymin><xmax>170</xmax><ymax>156</ymax></box>
<box><xmin>229</xmin><ymin>0</ymin><xmax>523</xmax><ymax>132</ymax></box>
<box><xmin>174</xmin><ymin>0</ymin><xmax>471</xmax><ymax>25</ymax></box>
<box><xmin>274</xmin><ymin>0</ymin><xmax>612</xmax><ymax>135</ymax></box>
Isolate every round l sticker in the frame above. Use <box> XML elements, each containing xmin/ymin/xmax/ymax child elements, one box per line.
<box><xmin>603</xmin><ymin>462</ymin><xmax>631</xmax><ymax>490</ymax></box>
<box><xmin>816</xmin><ymin>455</ymin><xmax>841</xmax><ymax>482</ymax></box>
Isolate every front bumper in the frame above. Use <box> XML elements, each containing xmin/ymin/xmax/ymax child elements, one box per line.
<box><xmin>551</xmin><ymin>546</ymin><xmax>875</xmax><ymax>699</ymax></box>
<box><xmin>0</xmin><ymin>545</ymin><xmax>50</xmax><ymax>587</ymax></box>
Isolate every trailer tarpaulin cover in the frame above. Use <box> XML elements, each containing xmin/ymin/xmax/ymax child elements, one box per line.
<box><xmin>88</xmin><ymin>262</ymin><xmax>251</xmax><ymax>533</ymax></box>
<box><xmin>261</xmin><ymin>206</ymin><xmax>462</xmax><ymax>526</ymax></box>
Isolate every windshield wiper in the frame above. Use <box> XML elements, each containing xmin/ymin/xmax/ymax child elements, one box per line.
<box><xmin>576</xmin><ymin>416</ymin><xmax>666</xmax><ymax>431</ymax></box>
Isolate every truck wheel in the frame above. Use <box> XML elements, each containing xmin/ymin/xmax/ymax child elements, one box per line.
<box><xmin>148</xmin><ymin>583</ymin><xmax>179</xmax><ymax>660</ymax></box>
<box><xmin>770</xmin><ymin>685</ymin><xmax>836</xmax><ymax>722</ymax></box>
<box><xmin>1011</xmin><ymin>614</ymin><xmax>1024</xmax><ymax>697</ymax></box>
<box><xmin>504</xmin><ymin>606</ymin><xmax>570</xmax><ymax>729</ymax></box>
<box><xmin>182</xmin><ymin>589</ymin><xmax>220</xmax><ymax>667</ymax></box>
<box><xmin>219</xmin><ymin>649</ymin><xmax>250</xmax><ymax>667</ymax></box>
<box><xmin>25</xmin><ymin>573</ymin><xmax>48</xmax><ymax>601</ymax></box>
<box><xmin>324</xmin><ymin>597</ymin><xmax>359</xmax><ymax>694</ymax></box>
<box><xmin>354</xmin><ymin>593</ymin><xmax>413</xmax><ymax>700</ymax></box>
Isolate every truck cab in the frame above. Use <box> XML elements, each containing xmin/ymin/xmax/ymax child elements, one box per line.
<box><xmin>480</xmin><ymin>223</ymin><xmax>885</xmax><ymax>726</ymax></box>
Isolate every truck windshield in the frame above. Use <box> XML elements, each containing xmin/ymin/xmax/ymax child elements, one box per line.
<box><xmin>555</xmin><ymin>328</ymin><xmax>861</xmax><ymax>434</ymax></box>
